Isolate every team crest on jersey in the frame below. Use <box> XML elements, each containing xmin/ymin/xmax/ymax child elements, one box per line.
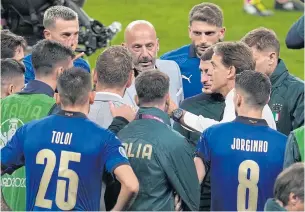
<box><xmin>119</xmin><ymin>146</ymin><xmax>128</xmax><ymax>159</ymax></box>
<box><xmin>271</xmin><ymin>103</ymin><xmax>282</xmax><ymax>122</ymax></box>
<box><xmin>0</xmin><ymin>118</ymin><xmax>24</xmax><ymax>148</ymax></box>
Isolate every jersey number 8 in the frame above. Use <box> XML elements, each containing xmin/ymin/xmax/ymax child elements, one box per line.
<box><xmin>237</xmin><ymin>160</ymin><xmax>260</xmax><ymax>211</ymax></box>
<box><xmin>35</xmin><ymin>149</ymin><xmax>81</xmax><ymax>210</ymax></box>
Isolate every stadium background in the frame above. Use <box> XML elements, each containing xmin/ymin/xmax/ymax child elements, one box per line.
<box><xmin>83</xmin><ymin>0</ymin><xmax>304</xmax><ymax>79</ymax></box>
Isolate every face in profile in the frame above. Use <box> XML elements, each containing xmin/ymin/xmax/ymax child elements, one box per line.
<box><xmin>189</xmin><ymin>21</ymin><xmax>225</xmax><ymax>57</ymax></box>
<box><xmin>125</xmin><ymin>28</ymin><xmax>158</xmax><ymax>73</ymax></box>
<box><xmin>209</xmin><ymin>53</ymin><xmax>229</xmax><ymax>94</ymax></box>
<box><xmin>44</xmin><ymin>18</ymin><xmax>79</xmax><ymax>51</ymax></box>
<box><xmin>199</xmin><ymin>60</ymin><xmax>213</xmax><ymax>94</ymax></box>
<box><xmin>251</xmin><ymin>47</ymin><xmax>273</xmax><ymax>76</ymax></box>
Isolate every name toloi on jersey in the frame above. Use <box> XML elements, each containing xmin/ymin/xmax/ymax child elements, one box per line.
<box><xmin>231</xmin><ymin>138</ymin><xmax>268</xmax><ymax>152</ymax></box>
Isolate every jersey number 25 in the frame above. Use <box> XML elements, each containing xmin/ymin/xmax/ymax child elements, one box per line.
<box><xmin>35</xmin><ymin>149</ymin><xmax>81</xmax><ymax>210</ymax></box>
<box><xmin>237</xmin><ymin>160</ymin><xmax>260</xmax><ymax>211</ymax></box>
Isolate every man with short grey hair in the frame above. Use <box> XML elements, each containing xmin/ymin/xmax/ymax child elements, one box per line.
<box><xmin>23</xmin><ymin>5</ymin><xmax>90</xmax><ymax>83</ymax></box>
<box><xmin>264</xmin><ymin>162</ymin><xmax>304</xmax><ymax>211</ymax></box>
<box><xmin>117</xmin><ymin>70</ymin><xmax>200</xmax><ymax>211</ymax></box>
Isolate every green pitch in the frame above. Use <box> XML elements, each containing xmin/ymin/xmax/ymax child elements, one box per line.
<box><xmin>84</xmin><ymin>0</ymin><xmax>304</xmax><ymax>79</ymax></box>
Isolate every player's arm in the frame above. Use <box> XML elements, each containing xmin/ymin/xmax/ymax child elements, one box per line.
<box><xmin>111</xmin><ymin>165</ymin><xmax>139</xmax><ymax>211</ymax></box>
<box><xmin>103</xmin><ymin>133</ymin><xmax>139</xmax><ymax>211</ymax></box>
<box><xmin>159</xmin><ymin>139</ymin><xmax>200</xmax><ymax>211</ymax></box>
<box><xmin>194</xmin><ymin>157</ymin><xmax>206</xmax><ymax>184</ymax></box>
<box><xmin>283</xmin><ymin>132</ymin><xmax>301</xmax><ymax>169</ymax></box>
<box><xmin>1</xmin><ymin>127</ymin><xmax>25</xmax><ymax>175</ymax></box>
<box><xmin>291</xmin><ymin>89</ymin><xmax>304</xmax><ymax>130</ymax></box>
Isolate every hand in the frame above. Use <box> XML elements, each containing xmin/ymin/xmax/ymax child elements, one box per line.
<box><xmin>109</xmin><ymin>102</ymin><xmax>137</xmax><ymax>122</ymax></box>
<box><xmin>174</xmin><ymin>193</ymin><xmax>183</xmax><ymax>211</ymax></box>
<box><xmin>166</xmin><ymin>97</ymin><xmax>178</xmax><ymax>117</ymax></box>
<box><xmin>73</xmin><ymin>52</ymin><xmax>85</xmax><ymax>62</ymax></box>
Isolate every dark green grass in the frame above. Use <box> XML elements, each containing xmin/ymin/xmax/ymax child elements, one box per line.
<box><xmin>84</xmin><ymin>0</ymin><xmax>304</xmax><ymax>79</ymax></box>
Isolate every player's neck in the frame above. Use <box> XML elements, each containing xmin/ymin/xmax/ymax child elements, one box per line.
<box><xmin>140</xmin><ymin>102</ymin><xmax>166</xmax><ymax>112</ymax></box>
<box><xmin>219</xmin><ymin>81</ymin><xmax>234</xmax><ymax>97</ymax></box>
<box><xmin>61</xmin><ymin>105</ymin><xmax>89</xmax><ymax>116</ymax></box>
<box><xmin>95</xmin><ymin>83</ymin><xmax>125</xmax><ymax>97</ymax></box>
<box><xmin>237</xmin><ymin>107</ymin><xmax>263</xmax><ymax>119</ymax></box>
<box><xmin>35</xmin><ymin>76</ymin><xmax>56</xmax><ymax>91</ymax></box>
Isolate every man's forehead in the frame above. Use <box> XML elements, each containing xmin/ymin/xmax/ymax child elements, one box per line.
<box><xmin>126</xmin><ymin>30</ymin><xmax>157</xmax><ymax>44</ymax></box>
<box><xmin>53</xmin><ymin>18</ymin><xmax>79</xmax><ymax>32</ymax></box>
<box><xmin>190</xmin><ymin>21</ymin><xmax>219</xmax><ymax>32</ymax></box>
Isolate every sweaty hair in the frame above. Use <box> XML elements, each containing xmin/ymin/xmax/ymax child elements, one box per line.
<box><xmin>189</xmin><ymin>3</ymin><xmax>223</xmax><ymax>27</ymax></box>
<box><xmin>1</xmin><ymin>58</ymin><xmax>25</xmax><ymax>86</ymax></box>
<box><xmin>241</xmin><ymin>27</ymin><xmax>280</xmax><ymax>56</ymax></box>
<box><xmin>213</xmin><ymin>41</ymin><xmax>256</xmax><ymax>74</ymax></box>
<box><xmin>235</xmin><ymin>70</ymin><xmax>271</xmax><ymax>109</ymax></box>
<box><xmin>1</xmin><ymin>30</ymin><xmax>27</xmax><ymax>59</ymax></box>
<box><xmin>274</xmin><ymin>163</ymin><xmax>304</xmax><ymax>206</ymax></box>
<box><xmin>43</xmin><ymin>5</ymin><xmax>78</xmax><ymax>29</ymax></box>
<box><xmin>31</xmin><ymin>39</ymin><xmax>74</xmax><ymax>77</ymax></box>
<box><xmin>200</xmin><ymin>46</ymin><xmax>214</xmax><ymax>61</ymax></box>
<box><xmin>135</xmin><ymin>70</ymin><xmax>169</xmax><ymax>104</ymax></box>
<box><xmin>95</xmin><ymin>45</ymin><xmax>133</xmax><ymax>88</ymax></box>
<box><xmin>57</xmin><ymin>67</ymin><xmax>92</xmax><ymax>107</ymax></box>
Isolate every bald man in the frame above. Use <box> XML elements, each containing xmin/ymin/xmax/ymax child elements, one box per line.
<box><xmin>122</xmin><ymin>20</ymin><xmax>184</xmax><ymax>107</ymax></box>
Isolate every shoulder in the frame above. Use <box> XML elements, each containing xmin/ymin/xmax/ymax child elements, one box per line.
<box><xmin>286</xmin><ymin>74</ymin><xmax>304</xmax><ymax>92</ymax></box>
<box><xmin>156</xmin><ymin>59</ymin><xmax>180</xmax><ymax>70</ymax></box>
<box><xmin>73</xmin><ymin>58</ymin><xmax>90</xmax><ymax>73</ymax></box>
<box><xmin>160</xmin><ymin>44</ymin><xmax>190</xmax><ymax>60</ymax></box>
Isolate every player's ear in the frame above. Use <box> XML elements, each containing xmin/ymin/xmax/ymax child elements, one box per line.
<box><xmin>43</xmin><ymin>29</ymin><xmax>51</xmax><ymax>39</ymax></box>
<box><xmin>228</xmin><ymin>66</ymin><xmax>236</xmax><ymax>79</ymax></box>
<box><xmin>126</xmin><ymin>71</ymin><xmax>134</xmax><ymax>88</ymax></box>
<box><xmin>134</xmin><ymin>95</ymin><xmax>139</xmax><ymax>106</ymax></box>
<box><xmin>121</xmin><ymin>42</ymin><xmax>126</xmax><ymax>47</ymax></box>
<box><xmin>188</xmin><ymin>25</ymin><xmax>192</xmax><ymax>39</ymax></box>
<box><xmin>219</xmin><ymin>27</ymin><xmax>226</xmax><ymax>41</ymax></box>
<box><xmin>8</xmin><ymin>84</ymin><xmax>14</xmax><ymax>95</ymax></box>
<box><xmin>93</xmin><ymin>69</ymin><xmax>98</xmax><ymax>85</ymax></box>
<box><xmin>55</xmin><ymin>93</ymin><xmax>61</xmax><ymax>105</ymax></box>
<box><xmin>89</xmin><ymin>91</ymin><xmax>96</xmax><ymax>105</ymax></box>
<box><xmin>156</xmin><ymin>38</ymin><xmax>160</xmax><ymax>52</ymax></box>
<box><xmin>268</xmin><ymin>52</ymin><xmax>277</xmax><ymax>66</ymax></box>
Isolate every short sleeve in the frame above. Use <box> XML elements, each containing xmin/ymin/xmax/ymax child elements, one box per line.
<box><xmin>1</xmin><ymin>127</ymin><xmax>25</xmax><ymax>173</ymax></box>
<box><xmin>103</xmin><ymin>132</ymin><xmax>129</xmax><ymax>173</ymax></box>
<box><xmin>195</xmin><ymin>129</ymin><xmax>211</xmax><ymax>168</ymax></box>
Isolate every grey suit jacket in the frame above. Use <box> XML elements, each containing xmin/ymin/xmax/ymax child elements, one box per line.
<box><xmin>123</xmin><ymin>59</ymin><xmax>184</xmax><ymax>107</ymax></box>
<box><xmin>88</xmin><ymin>92</ymin><xmax>126</xmax><ymax>129</ymax></box>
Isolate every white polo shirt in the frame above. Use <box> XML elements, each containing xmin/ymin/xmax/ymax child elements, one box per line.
<box><xmin>183</xmin><ymin>89</ymin><xmax>277</xmax><ymax>132</ymax></box>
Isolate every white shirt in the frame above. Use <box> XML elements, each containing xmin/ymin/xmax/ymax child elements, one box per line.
<box><xmin>183</xmin><ymin>89</ymin><xmax>277</xmax><ymax>133</ymax></box>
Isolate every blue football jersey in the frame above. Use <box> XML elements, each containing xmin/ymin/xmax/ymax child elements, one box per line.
<box><xmin>196</xmin><ymin>116</ymin><xmax>287</xmax><ymax>211</ymax></box>
<box><xmin>1</xmin><ymin>110</ymin><xmax>129</xmax><ymax>211</ymax></box>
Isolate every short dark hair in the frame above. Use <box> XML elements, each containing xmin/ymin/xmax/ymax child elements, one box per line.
<box><xmin>274</xmin><ymin>163</ymin><xmax>304</xmax><ymax>206</ymax></box>
<box><xmin>57</xmin><ymin>67</ymin><xmax>92</xmax><ymax>107</ymax></box>
<box><xmin>241</xmin><ymin>27</ymin><xmax>280</xmax><ymax>56</ymax></box>
<box><xmin>32</xmin><ymin>39</ymin><xmax>74</xmax><ymax>77</ymax></box>
<box><xmin>1</xmin><ymin>30</ymin><xmax>27</xmax><ymax>59</ymax></box>
<box><xmin>1</xmin><ymin>58</ymin><xmax>25</xmax><ymax>86</ymax></box>
<box><xmin>213</xmin><ymin>41</ymin><xmax>256</xmax><ymax>74</ymax></box>
<box><xmin>43</xmin><ymin>6</ymin><xmax>78</xmax><ymax>29</ymax></box>
<box><xmin>200</xmin><ymin>46</ymin><xmax>214</xmax><ymax>61</ymax></box>
<box><xmin>235</xmin><ymin>70</ymin><xmax>271</xmax><ymax>109</ymax></box>
<box><xmin>95</xmin><ymin>46</ymin><xmax>133</xmax><ymax>88</ymax></box>
<box><xmin>135</xmin><ymin>70</ymin><xmax>169</xmax><ymax>104</ymax></box>
<box><xmin>189</xmin><ymin>3</ymin><xmax>223</xmax><ymax>27</ymax></box>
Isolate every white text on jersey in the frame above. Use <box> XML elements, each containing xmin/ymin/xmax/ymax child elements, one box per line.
<box><xmin>51</xmin><ymin>131</ymin><xmax>73</xmax><ymax>145</ymax></box>
<box><xmin>231</xmin><ymin>138</ymin><xmax>268</xmax><ymax>152</ymax></box>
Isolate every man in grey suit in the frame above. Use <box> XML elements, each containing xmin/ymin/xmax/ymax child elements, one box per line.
<box><xmin>122</xmin><ymin>20</ymin><xmax>184</xmax><ymax>107</ymax></box>
<box><xmin>88</xmin><ymin>45</ymin><xmax>134</xmax><ymax>128</ymax></box>
<box><xmin>88</xmin><ymin>45</ymin><xmax>134</xmax><ymax>211</ymax></box>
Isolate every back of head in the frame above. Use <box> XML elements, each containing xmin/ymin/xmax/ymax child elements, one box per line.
<box><xmin>235</xmin><ymin>70</ymin><xmax>271</xmax><ymax>109</ymax></box>
<box><xmin>1</xmin><ymin>58</ymin><xmax>25</xmax><ymax>85</ymax></box>
<box><xmin>1</xmin><ymin>30</ymin><xmax>26</xmax><ymax>59</ymax></box>
<box><xmin>32</xmin><ymin>39</ymin><xmax>74</xmax><ymax>77</ymax></box>
<box><xmin>95</xmin><ymin>45</ymin><xmax>133</xmax><ymax>88</ymax></box>
<box><xmin>43</xmin><ymin>5</ymin><xmax>78</xmax><ymax>29</ymax></box>
<box><xmin>213</xmin><ymin>41</ymin><xmax>256</xmax><ymax>74</ymax></box>
<box><xmin>57</xmin><ymin>67</ymin><xmax>92</xmax><ymax>107</ymax></box>
<box><xmin>189</xmin><ymin>2</ymin><xmax>223</xmax><ymax>27</ymax></box>
<box><xmin>135</xmin><ymin>70</ymin><xmax>169</xmax><ymax>105</ymax></box>
<box><xmin>274</xmin><ymin>162</ymin><xmax>304</xmax><ymax>206</ymax></box>
<box><xmin>241</xmin><ymin>27</ymin><xmax>280</xmax><ymax>56</ymax></box>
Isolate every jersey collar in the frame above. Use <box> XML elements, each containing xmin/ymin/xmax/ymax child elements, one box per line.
<box><xmin>235</xmin><ymin>116</ymin><xmax>268</xmax><ymax>126</ymax></box>
<box><xmin>19</xmin><ymin>80</ymin><xmax>54</xmax><ymax>97</ymax></box>
<box><xmin>137</xmin><ymin>107</ymin><xmax>171</xmax><ymax>126</ymax></box>
<box><xmin>56</xmin><ymin>110</ymin><xmax>87</xmax><ymax>118</ymax></box>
